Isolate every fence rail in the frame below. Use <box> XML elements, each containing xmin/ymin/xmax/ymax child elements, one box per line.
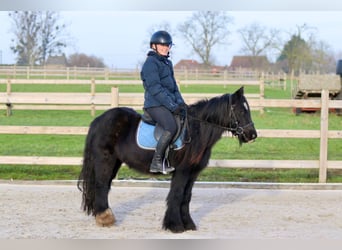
<box><xmin>0</xmin><ymin>126</ymin><xmax>341</xmax><ymax>138</ymax></box>
<box><xmin>0</xmin><ymin>65</ymin><xmax>264</xmax><ymax>81</ymax></box>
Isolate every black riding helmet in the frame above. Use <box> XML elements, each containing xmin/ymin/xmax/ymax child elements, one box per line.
<box><xmin>150</xmin><ymin>30</ymin><xmax>173</xmax><ymax>48</ymax></box>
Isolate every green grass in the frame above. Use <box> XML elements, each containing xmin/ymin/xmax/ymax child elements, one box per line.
<box><xmin>0</xmin><ymin>81</ymin><xmax>341</xmax><ymax>182</ymax></box>
<box><xmin>0</xmin><ymin>165</ymin><xmax>81</xmax><ymax>180</ymax></box>
<box><xmin>0</xmin><ymin>110</ymin><xmax>97</xmax><ymax>126</ymax></box>
<box><xmin>0</xmin><ymin>134</ymin><xmax>84</xmax><ymax>156</ymax></box>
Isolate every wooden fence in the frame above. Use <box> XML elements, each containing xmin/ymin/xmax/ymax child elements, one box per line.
<box><xmin>0</xmin><ymin>84</ymin><xmax>341</xmax><ymax>182</ymax></box>
<box><xmin>0</xmin><ymin>78</ymin><xmax>264</xmax><ymax>116</ymax></box>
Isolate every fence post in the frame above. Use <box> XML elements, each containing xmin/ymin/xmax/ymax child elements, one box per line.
<box><xmin>105</xmin><ymin>68</ymin><xmax>109</xmax><ymax>80</ymax></box>
<box><xmin>73</xmin><ymin>66</ymin><xmax>76</xmax><ymax>79</ymax></box>
<box><xmin>6</xmin><ymin>78</ymin><xmax>11</xmax><ymax>95</ymax></box>
<box><xmin>290</xmin><ymin>70</ymin><xmax>294</xmax><ymax>96</ymax></box>
<box><xmin>6</xmin><ymin>79</ymin><xmax>12</xmax><ymax>116</ymax></box>
<box><xmin>259</xmin><ymin>72</ymin><xmax>265</xmax><ymax>114</ymax></box>
<box><xmin>319</xmin><ymin>89</ymin><xmax>329</xmax><ymax>183</ymax></box>
<box><xmin>90</xmin><ymin>78</ymin><xmax>96</xmax><ymax>116</ymax></box>
<box><xmin>66</xmin><ymin>67</ymin><xmax>70</xmax><ymax>80</ymax></box>
<box><xmin>111</xmin><ymin>87</ymin><xmax>119</xmax><ymax>107</ymax></box>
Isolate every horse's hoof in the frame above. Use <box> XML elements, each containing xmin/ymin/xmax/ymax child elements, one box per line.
<box><xmin>95</xmin><ymin>208</ymin><xmax>115</xmax><ymax>227</ymax></box>
<box><xmin>163</xmin><ymin>223</ymin><xmax>185</xmax><ymax>233</ymax></box>
<box><xmin>184</xmin><ymin>223</ymin><xmax>197</xmax><ymax>231</ymax></box>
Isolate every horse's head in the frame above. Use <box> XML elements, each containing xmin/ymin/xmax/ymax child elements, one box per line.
<box><xmin>229</xmin><ymin>87</ymin><xmax>257</xmax><ymax>145</ymax></box>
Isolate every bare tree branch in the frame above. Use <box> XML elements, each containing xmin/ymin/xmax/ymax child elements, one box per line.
<box><xmin>238</xmin><ymin>22</ymin><xmax>281</xmax><ymax>58</ymax></box>
<box><xmin>178</xmin><ymin>11</ymin><xmax>233</xmax><ymax>67</ymax></box>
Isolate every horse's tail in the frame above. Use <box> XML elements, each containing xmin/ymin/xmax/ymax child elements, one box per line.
<box><xmin>77</xmin><ymin>124</ymin><xmax>96</xmax><ymax>216</ymax></box>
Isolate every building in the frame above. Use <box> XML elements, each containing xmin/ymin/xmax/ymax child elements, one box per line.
<box><xmin>229</xmin><ymin>56</ymin><xmax>271</xmax><ymax>71</ymax></box>
<box><xmin>174</xmin><ymin>59</ymin><xmax>226</xmax><ymax>72</ymax></box>
<box><xmin>174</xmin><ymin>59</ymin><xmax>202</xmax><ymax>71</ymax></box>
<box><xmin>45</xmin><ymin>55</ymin><xmax>67</xmax><ymax>67</ymax></box>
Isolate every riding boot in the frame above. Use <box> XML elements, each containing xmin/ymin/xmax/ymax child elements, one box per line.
<box><xmin>150</xmin><ymin>131</ymin><xmax>175</xmax><ymax>174</ymax></box>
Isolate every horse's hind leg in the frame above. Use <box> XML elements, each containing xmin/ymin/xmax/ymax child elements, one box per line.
<box><xmin>94</xmin><ymin>153</ymin><xmax>122</xmax><ymax>227</ymax></box>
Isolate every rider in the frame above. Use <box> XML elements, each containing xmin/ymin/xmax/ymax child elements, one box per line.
<box><xmin>140</xmin><ymin>30</ymin><xmax>187</xmax><ymax>174</ymax></box>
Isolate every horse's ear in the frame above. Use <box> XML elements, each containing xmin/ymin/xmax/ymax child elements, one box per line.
<box><xmin>235</xmin><ymin>86</ymin><xmax>244</xmax><ymax>96</ymax></box>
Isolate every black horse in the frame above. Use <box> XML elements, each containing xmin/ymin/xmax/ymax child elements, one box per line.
<box><xmin>78</xmin><ymin>87</ymin><xmax>257</xmax><ymax>233</ymax></box>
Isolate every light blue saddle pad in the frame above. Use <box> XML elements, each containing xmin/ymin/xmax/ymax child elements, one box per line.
<box><xmin>136</xmin><ymin>120</ymin><xmax>184</xmax><ymax>150</ymax></box>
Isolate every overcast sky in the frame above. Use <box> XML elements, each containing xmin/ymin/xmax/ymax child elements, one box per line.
<box><xmin>0</xmin><ymin>9</ymin><xmax>341</xmax><ymax>68</ymax></box>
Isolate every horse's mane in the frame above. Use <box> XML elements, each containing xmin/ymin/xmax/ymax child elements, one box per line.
<box><xmin>189</xmin><ymin>93</ymin><xmax>231</xmax><ymax>128</ymax></box>
<box><xmin>180</xmin><ymin>93</ymin><xmax>232</xmax><ymax>165</ymax></box>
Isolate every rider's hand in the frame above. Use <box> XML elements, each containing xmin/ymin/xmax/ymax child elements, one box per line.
<box><xmin>173</xmin><ymin>103</ymin><xmax>187</xmax><ymax>118</ymax></box>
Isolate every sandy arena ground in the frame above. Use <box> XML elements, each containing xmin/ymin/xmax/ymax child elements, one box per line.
<box><xmin>1</xmin><ymin>181</ymin><xmax>342</xmax><ymax>239</ymax></box>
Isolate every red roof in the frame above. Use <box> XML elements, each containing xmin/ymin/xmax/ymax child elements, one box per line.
<box><xmin>229</xmin><ymin>56</ymin><xmax>270</xmax><ymax>70</ymax></box>
<box><xmin>174</xmin><ymin>59</ymin><xmax>201</xmax><ymax>70</ymax></box>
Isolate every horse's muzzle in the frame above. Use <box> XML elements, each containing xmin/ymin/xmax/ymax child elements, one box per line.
<box><xmin>240</xmin><ymin>132</ymin><xmax>257</xmax><ymax>144</ymax></box>
<box><xmin>236</xmin><ymin>123</ymin><xmax>257</xmax><ymax>144</ymax></box>
<box><xmin>248</xmin><ymin>129</ymin><xmax>258</xmax><ymax>141</ymax></box>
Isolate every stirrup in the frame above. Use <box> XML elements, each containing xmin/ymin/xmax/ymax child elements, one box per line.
<box><xmin>161</xmin><ymin>158</ymin><xmax>175</xmax><ymax>174</ymax></box>
<box><xmin>149</xmin><ymin>158</ymin><xmax>174</xmax><ymax>174</ymax></box>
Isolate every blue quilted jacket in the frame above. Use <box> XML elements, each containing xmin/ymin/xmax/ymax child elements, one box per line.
<box><xmin>140</xmin><ymin>51</ymin><xmax>185</xmax><ymax>112</ymax></box>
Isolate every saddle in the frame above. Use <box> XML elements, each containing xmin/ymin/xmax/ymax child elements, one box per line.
<box><xmin>136</xmin><ymin>110</ymin><xmax>189</xmax><ymax>150</ymax></box>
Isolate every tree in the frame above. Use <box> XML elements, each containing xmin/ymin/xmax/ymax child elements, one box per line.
<box><xmin>277</xmin><ymin>24</ymin><xmax>313</xmax><ymax>74</ymax></box>
<box><xmin>178</xmin><ymin>11</ymin><xmax>233</xmax><ymax>67</ymax></box>
<box><xmin>277</xmin><ymin>24</ymin><xmax>335</xmax><ymax>74</ymax></box>
<box><xmin>9</xmin><ymin>11</ymin><xmax>40</xmax><ymax>66</ymax></box>
<box><xmin>9</xmin><ymin>11</ymin><xmax>69</xmax><ymax>66</ymax></box>
<box><xmin>39</xmin><ymin>12</ymin><xmax>68</xmax><ymax>65</ymax></box>
<box><xmin>308</xmin><ymin>39</ymin><xmax>336</xmax><ymax>73</ymax></box>
<box><xmin>278</xmin><ymin>34</ymin><xmax>311</xmax><ymax>74</ymax></box>
<box><xmin>238</xmin><ymin>22</ymin><xmax>281</xmax><ymax>58</ymax></box>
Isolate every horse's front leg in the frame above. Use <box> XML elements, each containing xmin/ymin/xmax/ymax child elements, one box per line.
<box><xmin>180</xmin><ymin>152</ymin><xmax>210</xmax><ymax>231</ymax></box>
<box><xmin>162</xmin><ymin>169</ymin><xmax>190</xmax><ymax>233</ymax></box>
<box><xmin>179</xmin><ymin>161</ymin><xmax>208</xmax><ymax>231</ymax></box>
<box><xmin>180</xmin><ymin>176</ymin><xmax>197</xmax><ymax>231</ymax></box>
<box><xmin>163</xmin><ymin>167</ymin><xmax>199</xmax><ymax>232</ymax></box>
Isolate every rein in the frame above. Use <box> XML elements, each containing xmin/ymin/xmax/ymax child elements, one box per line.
<box><xmin>187</xmin><ymin>115</ymin><xmax>232</xmax><ymax>131</ymax></box>
<box><xmin>188</xmin><ymin>114</ymin><xmax>254</xmax><ymax>135</ymax></box>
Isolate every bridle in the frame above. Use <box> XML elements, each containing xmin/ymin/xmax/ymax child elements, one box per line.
<box><xmin>227</xmin><ymin>95</ymin><xmax>255</xmax><ymax>142</ymax></box>
<box><xmin>187</xmin><ymin>94</ymin><xmax>254</xmax><ymax>139</ymax></box>
<box><xmin>228</xmin><ymin>104</ymin><xmax>254</xmax><ymax>136</ymax></box>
